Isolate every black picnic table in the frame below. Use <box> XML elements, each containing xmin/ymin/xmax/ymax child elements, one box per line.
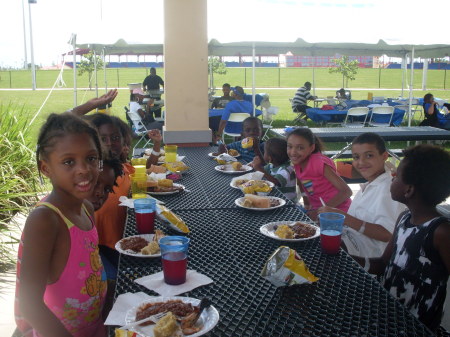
<box><xmin>111</xmin><ymin>146</ymin><xmax>448</xmax><ymax>337</ymax></box>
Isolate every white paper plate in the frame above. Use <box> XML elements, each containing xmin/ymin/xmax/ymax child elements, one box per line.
<box><xmin>125</xmin><ymin>296</ymin><xmax>220</xmax><ymax>337</ymax></box>
<box><xmin>208</xmin><ymin>152</ymin><xmax>240</xmax><ymax>158</ymax></box>
<box><xmin>115</xmin><ymin>234</ymin><xmax>161</xmax><ymax>258</ymax></box>
<box><xmin>214</xmin><ymin>164</ymin><xmax>252</xmax><ymax>174</ymax></box>
<box><xmin>234</xmin><ymin>196</ymin><xmax>286</xmax><ymax>211</ymax></box>
<box><xmin>147</xmin><ymin>183</ymin><xmax>185</xmax><ymax>196</ymax></box>
<box><xmin>230</xmin><ymin>179</ymin><xmax>275</xmax><ymax>190</ymax></box>
<box><xmin>158</xmin><ymin>155</ymin><xmax>184</xmax><ymax>164</ymax></box>
<box><xmin>259</xmin><ymin>221</ymin><xmax>320</xmax><ymax>241</ymax></box>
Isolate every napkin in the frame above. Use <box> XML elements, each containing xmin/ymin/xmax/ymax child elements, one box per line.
<box><xmin>230</xmin><ymin>171</ymin><xmax>264</xmax><ymax>185</ymax></box>
<box><xmin>135</xmin><ymin>270</ymin><xmax>213</xmax><ymax>297</ymax></box>
<box><xmin>104</xmin><ymin>291</ymin><xmax>152</xmax><ymax>326</ymax></box>
<box><xmin>148</xmin><ymin>172</ymin><xmax>167</xmax><ymax>181</ymax></box>
<box><xmin>118</xmin><ymin>196</ymin><xmax>164</xmax><ymax>208</ymax></box>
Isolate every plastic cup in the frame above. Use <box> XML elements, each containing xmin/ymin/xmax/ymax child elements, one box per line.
<box><xmin>159</xmin><ymin>236</ymin><xmax>190</xmax><ymax>285</ymax></box>
<box><xmin>319</xmin><ymin>212</ymin><xmax>345</xmax><ymax>255</ymax></box>
<box><xmin>134</xmin><ymin>198</ymin><xmax>156</xmax><ymax>234</ymax></box>
<box><xmin>164</xmin><ymin>145</ymin><xmax>178</xmax><ymax>163</ymax></box>
<box><xmin>133</xmin><ymin>165</ymin><xmax>146</xmax><ymax>175</ymax></box>
<box><xmin>130</xmin><ymin>173</ymin><xmax>147</xmax><ymax>200</ymax></box>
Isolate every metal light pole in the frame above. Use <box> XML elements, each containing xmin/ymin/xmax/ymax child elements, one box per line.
<box><xmin>22</xmin><ymin>0</ymin><xmax>28</xmax><ymax>69</ymax></box>
<box><xmin>28</xmin><ymin>0</ymin><xmax>37</xmax><ymax>90</ymax></box>
<box><xmin>69</xmin><ymin>33</ymin><xmax>77</xmax><ymax>107</ymax></box>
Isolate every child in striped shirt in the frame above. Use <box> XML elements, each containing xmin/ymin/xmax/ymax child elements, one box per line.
<box><xmin>252</xmin><ymin>138</ymin><xmax>297</xmax><ymax>201</ymax></box>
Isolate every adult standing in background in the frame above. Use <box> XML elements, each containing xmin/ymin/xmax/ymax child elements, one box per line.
<box><xmin>143</xmin><ymin>67</ymin><xmax>164</xmax><ymax>118</ymax></box>
<box><xmin>291</xmin><ymin>81</ymin><xmax>317</xmax><ymax>124</ymax></box>
<box><xmin>143</xmin><ymin>67</ymin><xmax>164</xmax><ymax>91</ymax></box>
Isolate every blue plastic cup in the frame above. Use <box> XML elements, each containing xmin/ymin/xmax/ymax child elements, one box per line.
<box><xmin>134</xmin><ymin>198</ymin><xmax>156</xmax><ymax>234</ymax></box>
<box><xmin>318</xmin><ymin>212</ymin><xmax>345</xmax><ymax>255</ymax></box>
<box><xmin>159</xmin><ymin>236</ymin><xmax>190</xmax><ymax>285</ymax></box>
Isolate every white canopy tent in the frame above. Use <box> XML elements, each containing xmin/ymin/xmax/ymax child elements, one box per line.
<box><xmin>74</xmin><ymin>38</ymin><xmax>450</xmax><ymax>123</ymax></box>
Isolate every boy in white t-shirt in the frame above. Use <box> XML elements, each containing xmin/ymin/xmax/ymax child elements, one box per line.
<box><xmin>318</xmin><ymin>132</ymin><xmax>406</xmax><ymax>258</ymax></box>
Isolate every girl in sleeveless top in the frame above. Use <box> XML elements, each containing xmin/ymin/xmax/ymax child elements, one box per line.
<box><xmin>357</xmin><ymin>145</ymin><xmax>450</xmax><ymax>331</ymax></box>
<box><xmin>15</xmin><ymin>113</ymin><xmax>107</xmax><ymax>337</ymax></box>
<box><xmin>286</xmin><ymin>128</ymin><xmax>352</xmax><ymax>221</ymax></box>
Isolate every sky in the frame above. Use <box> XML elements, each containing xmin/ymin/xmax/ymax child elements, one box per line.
<box><xmin>1</xmin><ymin>0</ymin><xmax>450</xmax><ymax>68</ymax></box>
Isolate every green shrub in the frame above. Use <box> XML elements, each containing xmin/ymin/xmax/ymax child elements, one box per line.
<box><xmin>0</xmin><ymin>104</ymin><xmax>41</xmax><ymax>271</ymax></box>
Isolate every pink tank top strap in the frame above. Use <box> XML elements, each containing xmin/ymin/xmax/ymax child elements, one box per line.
<box><xmin>32</xmin><ymin>202</ymin><xmax>106</xmax><ymax>336</ymax></box>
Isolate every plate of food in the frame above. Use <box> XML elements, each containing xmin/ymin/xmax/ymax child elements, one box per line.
<box><xmin>214</xmin><ymin>163</ymin><xmax>252</xmax><ymax>174</ymax></box>
<box><xmin>208</xmin><ymin>149</ymin><xmax>240</xmax><ymax>158</ymax></box>
<box><xmin>235</xmin><ymin>194</ymin><xmax>286</xmax><ymax>211</ymax></box>
<box><xmin>260</xmin><ymin>221</ymin><xmax>320</xmax><ymax>241</ymax></box>
<box><xmin>124</xmin><ymin>296</ymin><xmax>220</xmax><ymax>337</ymax></box>
<box><xmin>229</xmin><ymin>178</ymin><xmax>250</xmax><ymax>189</ymax></box>
<box><xmin>238</xmin><ymin>180</ymin><xmax>275</xmax><ymax>195</ymax></box>
<box><xmin>157</xmin><ymin>155</ymin><xmax>183</xmax><ymax>164</ymax></box>
<box><xmin>115</xmin><ymin>231</ymin><xmax>165</xmax><ymax>258</ymax></box>
<box><xmin>147</xmin><ymin>183</ymin><xmax>185</xmax><ymax>196</ymax></box>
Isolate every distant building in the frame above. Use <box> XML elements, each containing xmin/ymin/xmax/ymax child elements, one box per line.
<box><xmin>283</xmin><ymin>54</ymin><xmax>374</xmax><ymax>68</ymax></box>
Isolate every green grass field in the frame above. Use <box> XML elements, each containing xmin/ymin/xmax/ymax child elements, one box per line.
<box><xmin>1</xmin><ymin>67</ymin><xmax>449</xmax><ymax>143</ymax></box>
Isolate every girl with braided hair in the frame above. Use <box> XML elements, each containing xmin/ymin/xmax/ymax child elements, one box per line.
<box><xmin>15</xmin><ymin>112</ymin><xmax>107</xmax><ymax>337</ymax></box>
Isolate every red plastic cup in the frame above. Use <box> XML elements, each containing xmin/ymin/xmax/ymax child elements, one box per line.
<box><xmin>319</xmin><ymin>212</ymin><xmax>345</xmax><ymax>255</ymax></box>
<box><xmin>134</xmin><ymin>198</ymin><xmax>156</xmax><ymax>234</ymax></box>
<box><xmin>159</xmin><ymin>236</ymin><xmax>190</xmax><ymax>285</ymax></box>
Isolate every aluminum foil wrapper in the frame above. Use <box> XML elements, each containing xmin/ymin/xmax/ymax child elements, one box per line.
<box><xmin>261</xmin><ymin>246</ymin><xmax>318</xmax><ymax>287</ymax></box>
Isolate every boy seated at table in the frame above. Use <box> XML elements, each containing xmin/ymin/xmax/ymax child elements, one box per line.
<box><xmin>251</xmin><ymin>137</ymin><xmax>297</xmax><ymax>202</ymax></box>
<box><xmin>318</xmin><ymin>132</ymin><xmax>406</xmax><ymax>258</ymax></box>
<box><xmin>217</xmin><ymin>116</ymin><xmax>265</xmax><ymax>163</ymax></box>
<box><xmin>356</xmin><ymin>144</ymin><xmax>450</xmax><ymax>331</ymax></box>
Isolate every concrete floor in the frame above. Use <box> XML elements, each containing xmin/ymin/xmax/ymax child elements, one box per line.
<box><xmin>0</xmin><ymin>189</ymin><xmax>449</xmax><ymax>336</ymax></box>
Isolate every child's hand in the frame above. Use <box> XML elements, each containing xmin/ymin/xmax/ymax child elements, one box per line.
<box><xmin>147</xmin><ymin>129</ymin><xmax>162</xmax><ymax>144</ymax></box>
<box><xmin>306</xmin><ymin>209</ymin><xmax>318</xmax><ymax>221</ymax></box>
<box><xmin>317</xmin><ymin>205</ymin><xmax>341</xmax><ymax>215</ymax></box>
<box><xmin>252</xmin><ymin>156</ymin><xmax>264</xmax><ymax>172</ymax></box>
<box><xmin>218</xmin><ymin>143</ymin><xmax>227</xmax><ymax>154</ymax></box>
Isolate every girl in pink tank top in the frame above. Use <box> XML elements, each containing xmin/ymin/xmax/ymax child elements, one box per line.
<box><xmin>286</xmin><ymin>128</ymin><xmax>352</xmax><ymax>220</ymax></box>
<box><xmin>15</xmin><ymin>113</ymin><xmax>107</xmax><ymax>337</ymax></box>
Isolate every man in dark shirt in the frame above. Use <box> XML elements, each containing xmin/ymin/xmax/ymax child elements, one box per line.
<box><xmin>211</xmin><ymin>83</ymin><xmax>234</xmax><ymax>109</ymax></box>
<box><xmin>142</xmin><ymin>67</ymin><xmax>164</xmax><ymax>118</ymax></box>
<box><xmin>143</xmin><ymin>67</ymin><xmax>164</xmax><ymax>91</ymax></box>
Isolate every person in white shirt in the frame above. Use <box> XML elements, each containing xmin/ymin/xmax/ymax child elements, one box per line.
<box><xmin>318</xmin><ymin>132</ymin><xmax>406</xmax><ymax>258</ymax></box>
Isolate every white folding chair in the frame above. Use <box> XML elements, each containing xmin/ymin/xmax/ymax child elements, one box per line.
<box><xmin>126</xmin><ymin>109</ymin><xmax>152</xmax><ymax>150</ymax></box>
<box><xmin>222</xmin><ymin>113</ymin><xmax>249</xmax><ymax>143</ymax></box>
<box><xmin>261</xmin><ymin>106</ymin><xmax>279</xmax><ymax>140</ymax></box>
<box><xmin>342</xmin><ymin>107</ymin><xmax>369</xmax><ymax>127</ymax></box>
<box><xmin>326</xmin><ymin>98</ymin><xmax>338</xmax><ymax>105</ymax></box>
<box><xmin>372</xmin><ymin>96</ymin><xmax>385</xmax><ymax>103</ymax></box>
<box><xmin>368</xmin><ymin>106</ymin><xmax>395</xmax><ymax>127</ymax></box>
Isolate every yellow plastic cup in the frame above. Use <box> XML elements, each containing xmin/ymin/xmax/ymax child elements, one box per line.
<box><xmin>130</xmin><ymin>173</ymin><xmax>147</xmax><ymax>199</ymax></box>
<box><xmin>131</xmin><ymin>158</ymin><xmax>147</xmax><ymax>166</ymax></box>
<box><xmin>164</xmin><ymin>145</ymin><xmax>178</xmax><ymax>163</ymax></box>
<box><xmin>133</xmin><ymin>165</ymin><xmax>146</xmax><ymax>175</ymax></box>
<box><xmin>368</xmin><ymin>92</ymin><xmax>373</xmax><ymax>101</ymax></box>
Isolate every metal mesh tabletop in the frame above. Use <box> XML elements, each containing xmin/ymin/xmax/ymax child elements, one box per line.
<box><xmin>114</xmin><ymin>207</ymin><xmax>436</xmax><ymax>337</ymax></box>
<box><xmin>112</xmin><ymin>146</ymin><xmax>445</xmax><ymax>337</ymax></box>
<box><xmin>146</xmin><ymin>147</ymin><xmax>294</xmax><ymax>210</ymax></box>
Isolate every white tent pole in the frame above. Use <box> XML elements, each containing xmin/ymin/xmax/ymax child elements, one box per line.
<box><xmin>422</xmin><ymin>58</ymin><xmax>428</xmax><ymax>90</ymax></box>
<box><xmin>72</xmin><ymin>34</ymin><xmax>77</xmax><ymax>107</ymax></box>
<box><xmin>252</xmin><ymin>41</ymin><xmax>256</xmax><ymax>116</ymax></box>
<box><xmin>103</xmin><ymin>48</ymin><xmax>107</xmax><ymax>92</ymax></box>
<box><xmin>94</xmin><ymin>50</ymin><xmax>98</xmax><ymax>98</ymax></box>
<box><xmin>401</xmin><ymin>55</ymin><xmax>406</xmax><ymax>98</ymax></box>
<box><xmin>408</xmin><ymin>47</ymin><xmax>415</xmax><ymax>127</ymax></box>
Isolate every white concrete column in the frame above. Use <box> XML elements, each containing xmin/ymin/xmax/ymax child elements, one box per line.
<box><xmin>163</xmin><ymin>0</ymin><xmax>211</xmax><ymax>145</ymax></box>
